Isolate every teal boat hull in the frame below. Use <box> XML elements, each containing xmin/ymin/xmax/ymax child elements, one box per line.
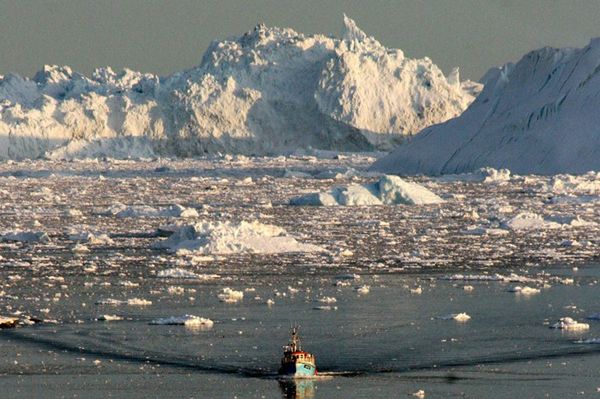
<box><xmin>279</xmin><ymin>361</ymin><xmax>316</xmax><ymax>378</ymax></box>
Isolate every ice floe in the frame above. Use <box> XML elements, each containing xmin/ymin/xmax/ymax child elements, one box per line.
<box><xmin>153</xmin><ymin>220</ymin><xmax>323</xmax><ymax>255</ymax></box>
<box><xmin>502</xmin><ymin>212</ymin><xmax>596</xmax><ymax>231</ymax></box>
<box><xmin>156</xmin><ymin>268</ymin><xmax>219</xmax><ymax>280</ymax></box>
<box><xmin>550</xmin><ymin>317</ymin><xmax>589</xmax><ymax>331</ymax></box>
<box><xmin>95</xmin><ymin>298</ymin><xmax>152</xmax><ymax>306</ymax></box>
<box><xmin>96</xmin><ymin>314</ymin><xmax>123</xmax><ymax>321</ymax></box>
<box><xmin>217</xmin><ymin>288</ymin><xmax>244</xmax><ymax>303</ymax></box>
<box><xmin>68</xmin><ymin>231</ymin><xmax>113</xmax><ymax>245</ymax></box>
<box><xmin>106</xmin><ymin>204</ymin><xmax>199</xmax><ymax>218</ymax></box>
<box><xmin>355</xmin><ymin>285</ymin><xmax>370</xmax><ymax>295</ymax></box>
<box><xmin>508</xmin><ymin>286</ymin><xmax>541</xmax><ymax>295</ymax></box>
<box><xmin>149</xmin><ymin>315</ymin><xmax>214</xmax><ymax>329</ymax></box>
<box><xmin>436</xmin><ymin>167</ymin><xmax>511</xmax><ymax>183</ymax></box>
<box><xmin>440</xmin><ymin>313</ymin><xmax>471</xmax><ymax>322</ymax></box>
<box><xmin>1</xmin><ymin>230</ymin><xmax>50</xmax><ymax>243</ymax></box>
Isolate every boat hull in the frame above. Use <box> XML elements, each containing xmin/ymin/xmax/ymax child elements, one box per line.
<box><xmin>279</xmin><ymin>361</ymin><xmax>316</xmax><ymax>378</ymax></box>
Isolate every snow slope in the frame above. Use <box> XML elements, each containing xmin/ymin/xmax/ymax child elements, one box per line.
<box><xmin>372</xmin><ymin>40</ymin><xmax>600</xmax><ymax>175</ymax></box>
<box><xmin>0</xmin><ymin>16</ymin><xmax>479</xmax><ymax>160</ymax></box>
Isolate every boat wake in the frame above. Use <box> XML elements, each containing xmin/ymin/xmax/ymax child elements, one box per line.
<box><xmin>5</xmin><ymin>326</ymin><xmax>600</xmax><ymax>380</ymax></box>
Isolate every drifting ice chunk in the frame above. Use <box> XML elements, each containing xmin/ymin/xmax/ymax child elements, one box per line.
<box><xmin>95</xmin><ymin>298</ymin><xmax>152</xmax><ymax>306</ymax></box>
<box><xmin>114</xmin><ymin>204</ymin><xmax>198</xmax><ymax>218</ymax></box>
<box><xmin>126</xmin><ymin>298</ymin><xmax>152</xmax><ymax>306</ymax></box>
<box><xmin>550</xmin><ymin>317</ymin><xmax>589</xmax><ymax>330</ymax></box>
<box><xmin>97</xmin><ymin>315</ymin><xmax>123</xmax><ymax>321</ymax></box>
<box><xmin>318</xmin><ymin>296</ymin><xmax>337</xmax><ymax>304</ymax></box>
<box><xmin>503</xmin><ymin>212</ymin><xmax>561</xmax><ymax>230</ymax></box>
<box><xmin>441</xmin><ymin>313</ymin><xmax>471</xmax><ymax>322</ymax></box>
<box><xmin>149</xmin><ymin>315</ymin><xmax>214</xmax><ymax>329</ymax></box>
<box><xmin>218</xmin><ymin>288</ymin><xmax>244</xmax><ymax>303</ymax></box>
<box><xmin>72</xmin><ymin>243</ymin><xmax>90</xmax><ymax>253</ymax></box>
<box><xmin>1</xmin><ymin>231</ymin><xmax>50</xmax><ymax>243</ymax></box>
<box><xmin>156</xmin><ymin>268</ymin><xmax>220</xmax><ymax>280</ymax></box>
<box><xmin>289</xmin><ymin>192</ymin><xmax>339</xmax><ymax>206</ymax></box>
<box><xmin>549</xmin><ymin>173</ymin><xmax>600</xmax><ymax>195</ymax></box>
<box><xmin>68</xmin><ymin>232</ymin><xmax>113</xmax><ymax>245</ymax></box>
<box><xmin>65</xmin><ymin>208</ymin><xmax>83</xmax><ymax>217</ymax></box>
<box><xmin>290</xmin><ymin>175</ymin><xmax>444</xmax><ymax>206</ymax></box>
<box><xmin>508</xmin><ymin>286</ymin><xmax>541</xmax><ymax>295</ymax></box>
<box><xmin>502</xmin><ymin>212</ymin><xmax>596</xmax><ymax>230</ymax></box>
<box><xmin>355</xmin><ymin>285</ymin><xmax>370</xmax><ymax>294</ymax></box>
<box><xmin>436</xmin><ymin>168</ymin><xmax>511</xmax><ymax>183</ymax></box>
<box><xmin>157</xmin><ymin>268</ymin><xmax>197</xmax><ymax>279</ymax></box>
<box><xmin>153</xmin><ymin>220</ymin><xmax>323</xmax><ymax>255</ymax></box>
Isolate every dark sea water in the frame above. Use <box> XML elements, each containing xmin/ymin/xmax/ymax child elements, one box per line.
<box><xmin>2</xmin><ymin>262</ymin><xmax>600</xmax><ymax>398</ymax></box>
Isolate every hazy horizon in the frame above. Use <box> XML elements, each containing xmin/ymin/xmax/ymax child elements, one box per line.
<box><xmin>2</xmin><ymin>0</ymin><xmax>600</xmax><ymax>81</ymax></box>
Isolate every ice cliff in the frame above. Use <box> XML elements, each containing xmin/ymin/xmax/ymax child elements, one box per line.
<box><xmin>0</xmin><ymin>16</ymin><xmax>479</xmax><ymax>160</ymax></box>
<box><xmin>371</xmin><ymin>40</ymin><xmax>600</xmax><ymax>175</ymax></box>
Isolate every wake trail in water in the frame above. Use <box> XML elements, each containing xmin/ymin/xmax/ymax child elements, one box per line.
<box><xmin>5</xmin><ymin>328</ymin><xmax>600</xmax><ymax>380</ymax></box>
<box><xmin>2</xmin><ymin>329</ymin><xmax>277</xmax><ymax>378</ymax></box>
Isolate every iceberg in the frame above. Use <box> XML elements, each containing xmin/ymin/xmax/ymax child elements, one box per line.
<box><xmin>371</xmin><ymin>40</ymin><xmax>600</xmax><ymax>175</ymax></box>
<box><xmin>0</xmin><ymin>16</ymin><xmax>479</xmax><ymax>160</ymax></box>
<box><xmin>290</xmin><ymin>175</ymin><xmax>444</xmax><ymax>206</ymax></box>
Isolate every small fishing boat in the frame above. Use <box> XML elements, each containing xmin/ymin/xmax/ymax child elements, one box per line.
<box><xmin>278</xmin><ymin>326</ymin><xmax>317</xmax><ymax>378</ymax></box>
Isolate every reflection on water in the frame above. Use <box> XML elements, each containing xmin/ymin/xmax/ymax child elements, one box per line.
<box><xmin>279</xmin><ymin>379</ymin><xmax>315</xmax><ymax>399</ymax></box>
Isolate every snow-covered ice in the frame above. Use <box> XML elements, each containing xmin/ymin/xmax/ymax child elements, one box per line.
<box><xmin>550</xmin><ymin>317</ymin><xmax>590</xmax><ymax>331</ymax></box>
<box><xmin>440</xmin><ymin>313</ymin><xmax>471</xmax><ymax>322</ymax></box>
<box><xmin>371</xmin><ymin>40</ymin><xmax>600</xmax><ymax>175</ymax></box>
<box><xmin>508</xmin><ymin>286</ymin><xmax>541</xmax><ymax>295</ymax></box>
<box><xmin>103</xmin><ymin>204</ymin><xmax>198</xmax><ymax>218</ymax></box>
<box><xmin>149</xmin><ymin>315</ymin><xmax>214</xmax><ymax>329</ymax></box>
<box><xmin>217</xmin><ymin>288</ymin><xmax>244</xmax><ymax>303</ymax></box>
<box><xmin>502</xmin><ymin>212</ymin><xmax>596</xmax><ymax>231</ymax></box>
<box><xmin>1</xmin><ymin>231</ymin><xmax>50</xmax><ymax>243</ymax></box>
<box><xmin>153</xmin><ymin>220</ymin><xmax>323</xmax><ymax>255</ymax></box>
<box><xmin>156</xmin><ymin>268</ymin><xmax>217</xmax><ymax>280</ymax></box>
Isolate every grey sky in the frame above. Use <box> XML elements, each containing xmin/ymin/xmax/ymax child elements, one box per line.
<box><xmin>2</xmin><ymin>0</ymin><xmax>600</xmax><ymax>81</ymax></box>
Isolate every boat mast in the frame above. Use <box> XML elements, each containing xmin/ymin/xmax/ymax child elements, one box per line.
<box><xmin>290</xmin><ymin>325</ymin><xmax>301</xmax><ymax>352</ymax></box>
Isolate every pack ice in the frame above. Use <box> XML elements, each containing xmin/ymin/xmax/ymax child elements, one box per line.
<box><xmin>290</xmin><ymin>175</ymin><xmax>444</xmax><ymax>206</ymax></box>
<box><xmin>372</xmin><ymin>39</ymin><xmax>600</xmax><ymax>175</ymax></box>
<box><xmin>0</xmin><ymin>16</ymin><xmax>479</xmax><ymax>160</ymax></box>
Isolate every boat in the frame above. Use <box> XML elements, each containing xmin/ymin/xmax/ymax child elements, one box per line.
<box><xmin>278</xmin><ymin>326</ymin><xmax>317</xmax><ymax>378</ymax></box>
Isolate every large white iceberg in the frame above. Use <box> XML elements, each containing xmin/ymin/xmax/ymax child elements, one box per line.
<box><xmin>0</xmin><ymin>16</ymin><xmax>479</xmax><ymax>160</ymax></box>
<box><xmin>153</xmin><ymin>220</ymin><xmax>323</xmax><ymax>255</ymax></box>
<box><xmin>371</xmin><ymin>40</ymin><xmax>600</xmax><ymax>175</ymax></box>
<box><xmin>290</xmin><ymin>175</ymin><xmax>444</xmax><ymax>206</ymax></box>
